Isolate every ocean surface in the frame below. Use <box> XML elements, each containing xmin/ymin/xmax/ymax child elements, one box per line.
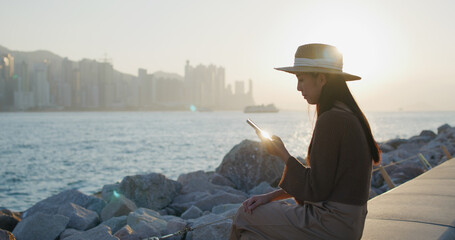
<box><xmin>1</xmin><ymin>111</ymin><xmax>455</xmax><ymax>211</ymax></box>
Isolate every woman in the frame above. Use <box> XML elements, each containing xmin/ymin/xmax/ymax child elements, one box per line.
<box><xmin>229</xmin><ymin>43</ymin><xmax>381</xmax><ymax>240</ymax></box>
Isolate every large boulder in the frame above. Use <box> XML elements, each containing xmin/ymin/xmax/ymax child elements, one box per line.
<box><xmin>22</xmin><ymin>189</ymin><xmax>106</xmax><ymax>219</ymax></box>
<box><xmin>119</xmin><ymin>173</ymin><xmax>181</xmax><ymax>210</ymax></box>
<box><xmin>101</xmin><ymin>195</ymin><xmax>137</xmax><ymax>222</ymax></box>
<box><xmin>63</xmin><ymin>225</ymin><xmax>118</xmax><ymax>240</ymax></box>
<box><xmin>216</xmin><ymin>139</ymin><xmax>284</xmax><ymax>192</ymax></box>
<box><xmin>12</xmin><ymin>213</ymin><xmax>69</xmax><ymax>240</ymax></box>
<box><xmin>0</xmin><ymin>209</ymin><xmax>21</xmax><ymax>232</ymax></box>
<box><xmin>57</xmin><ymin>202</ymin><xmax>99</xmax><ymax>230</ymax></box>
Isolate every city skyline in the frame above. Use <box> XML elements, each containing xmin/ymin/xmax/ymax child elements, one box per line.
<box><xmin>1</xmin><ymin>0</ymin><xmax>455</xmax><ymax>111</ymax></box>
<box><xmin>0</xmin><ymin>45</ymin><xmax>254</xmax><ymax>111</ymax></box>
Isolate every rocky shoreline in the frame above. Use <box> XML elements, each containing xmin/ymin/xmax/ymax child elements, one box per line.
<box><xmin>1</xmin><ymin>124</ymin><xmax>454</xmax><ymax>240</ymax></box>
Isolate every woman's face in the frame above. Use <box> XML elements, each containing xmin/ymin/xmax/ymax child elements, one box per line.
<box><xmin>296</xmin><ymin>73</ymin><xmax>326</xmax><ymax>104</ymax></box>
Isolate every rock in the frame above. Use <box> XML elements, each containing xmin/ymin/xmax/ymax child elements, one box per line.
<box><xmin>371</xmin><ymin>171</ymin><xmax>384</xmax><ymax>188</ymax></box>
<box><xmin>420</xmin><ymin>130</ymin><xmax>437</xmax><ymax>138</ymax></box>
<box><xmin>0</xmin><ymin>209</ymin><xmax>21</xmax><ymax>232</ymax></box>
<box><xmin>170</xmin><ymin>191</ymin><xmax>210</xmax><ymax>214</ymax></box>
<box><xmin>127</xmin><ymin>208</ymin><xmax>167</xmax><ymax>234</ymax></box>
<box><xmin>188</xmin><ymin>214</ymin><xmax>232</xmax><ymax>240</ymax></box>
<box><xmin>389</xmin><ymin>164</ymin><xmax>424</xmax><ymax>185</ymax></box>
<box><xmin>378</xmin><ymin>143</ymin><xmax>394</xmax><ymax>153</ymax></box>
<box><xmin>248</xmin><ymin>181</ymin><xmax>276</xmax><ymax>195</ymax></box>
<box><xmin>59</xmin><ymin>229</ymin><xmax>82</xmax><ymax>240</ymax></box>
<box><xmin>58</xmin><ymin>202</ymin><xmax>99</xmax><ymax>230</ymax></box>
<box><xmin>164</xmin><ymin>207</ymin><xmax>176</xmax><ymax>216</ymax></box>
<box><xmin>101</xmin><ymin>216</ymin><xmax>127</xmax><ymax>234</ymax></box>
<box><xmin>160</xmin><ymin>215</ymin><xmax>182</xmax><ymax>223</ymax></box>
<box><xmin>12</xmin><ymin>213</ymin><xmax>69</xmax><ymax>240</ymax></box>
<box><xmin>216</xmin><ymin>139</ymin><xmax>284</xmax><ymax>192</ymax></box>
<box><xmin>130</xmin><ymin>221</ymin><xmax>161</xmax><ymax>239</ymax></box>
<box><xmin>384</xmin><ymin>138</ymin><xmax>408</xmax><ymax>150</ymax></box>
<box><xmin>211</xmin><ymin>203</ymin><xmax>241</xmax><ymax>215</ymax></box>
<box><xmin>102</xmin><ymin>184</ymin><xmax>120</xmax><ymax>202</ymax></box>
<box><xmin>437</xmin><ymin>124</ymin><xmax>451</xmax><ymax>134</ymax></box>
<box><xmin>22</xmin><ymin>189</ymin><xmax>106</xmax><ymax>219</ymax></box>
<box><xmin>0</xmin><ymin>229</ymin><xmax>15</xmax><ymax>240</ymax></box>
<box><xmin>381</xmin><ymin>149</ymin><xmax>415</xmax><ymax>166</ymax></box>
<box><xmin>177</xmin><ymin>170</ymin><xmax>208</xmax><ymax>185</ymax></box>
<box><xmin>101</xmin><ymin>195</ymin><xmax>137</xmax><ymax>222</ymax></box>
<box><xmin>114</xmin><ymin>223</ymin><xmax>160</xmax><ymax>240</ymax></box>
<box><xmin>113</xmin><ymin>225</ymin><xmax>134</xmax><ymax>240</ymax></box>
<box><xmin>180</xmin><ymin>206</ymin><xmax>202</xmax><ymax>220</ymax></box>
<box><xmin>180</xmin><ymin>178</ymin><xmax>246</xmax><ymax>196</ymax></box>
<box><xmin>369</xmin><ymin>188</ymin><xmax>378</xmax><ymax>199</ymax></box>
<box><xmin>209</xmin><ymin>173</ymin><xmax>236</xmax><ymax>188</ymax></box>
<box><xmin>119</xmin><ymin>173</ymin><xmax>181</xmax><ymax>210</ymax></box>
<box><xmin>63</xmin><ymin>225</ymin><xmax>118</xmax><ymax>240</ymax></box>
<box><xmin>193</xmin><ymin>191</ymin><xmax>246</xmax><ymax>212</ymax></box>
<box><xmin>165</xmin><ymin>218</ymin><xmax>187</xmax><ymax>236</ymax></box>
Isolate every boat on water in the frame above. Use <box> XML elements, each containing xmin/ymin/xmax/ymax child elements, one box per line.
<box><xmin>244</xmin><ymin>104</ymin><xmax>279</xmax><ymax>113</ymax></box>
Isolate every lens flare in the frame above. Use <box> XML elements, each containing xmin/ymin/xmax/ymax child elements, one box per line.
<box><xmin>261</xmin><ymin>130</ymin><xmax>273</xmax><ymax>141</ymax></box>
<box><xmin>113</xmin><ymin>190</ymin><xmax>120</xmax><ymax>198</ymax></box>
<box><xmin>189</xmin><ymin>104</ymin><xmax>197</xmax><ymax>112</ymax></box>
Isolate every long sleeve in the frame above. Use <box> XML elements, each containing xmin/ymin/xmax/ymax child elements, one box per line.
<box><xmin>279</xmin><ymin>111</ymin><xmax>346</xmax><ymax>203</ymax></box>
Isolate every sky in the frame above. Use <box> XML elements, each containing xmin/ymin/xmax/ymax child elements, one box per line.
<box><xmin>1</xmin><ymin>0</ymin><xmax>454</xmax><ymax>111</ymax></box>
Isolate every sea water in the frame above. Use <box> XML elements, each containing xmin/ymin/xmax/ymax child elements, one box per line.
<box><xmin>1</xmin><ymin>111</ymin><xmax>455</xmax><ymax>211</ymax></box>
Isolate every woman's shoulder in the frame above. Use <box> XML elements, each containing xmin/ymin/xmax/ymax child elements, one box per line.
<box><xmin>318</xmin><ymin>108</ymin><xmax>356</xmax><ymax>124</ymax></box>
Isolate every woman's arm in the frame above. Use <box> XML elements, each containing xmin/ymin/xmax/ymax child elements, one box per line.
<box><xmin>269</xmin><ymin>189</ymin><xmax>292</xmax><ymax>201</ymax></box>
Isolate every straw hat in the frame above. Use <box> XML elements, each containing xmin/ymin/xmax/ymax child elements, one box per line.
<box><xmin>275</xmin><ymin>43</ymin><xmax>361</xmax><ymax>81</ymax></box>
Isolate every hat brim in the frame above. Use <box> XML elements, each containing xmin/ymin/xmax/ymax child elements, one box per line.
<box><xmin>275</xmin><ymin>66</ymin><xmax>361</xmax><ymax>81</ymax></box>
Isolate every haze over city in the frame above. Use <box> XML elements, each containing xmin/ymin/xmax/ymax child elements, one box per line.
<box><xmin>1</xmin><ymin>0</ymin><xmax>454</xmax><ymax>111</ymax></box>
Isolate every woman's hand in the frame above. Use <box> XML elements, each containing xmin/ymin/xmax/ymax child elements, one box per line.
<box><xmin>259</xmin><ymin>135</ymin><xmax>291</xmax><ymax>163</ymax></box>
<box><xmin>242</xmin><ymin>194</ymin><xmax>271</xmax><ymax>214</ymax></box>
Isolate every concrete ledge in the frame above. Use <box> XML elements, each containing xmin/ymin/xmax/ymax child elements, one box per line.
<box><xmin>362</xmin><ymin>158</ymin><xmax>455</xmax><ymax>240</ymax></box>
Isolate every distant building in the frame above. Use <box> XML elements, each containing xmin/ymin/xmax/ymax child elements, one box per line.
<box><xmin>184</xmin><ymin>60</ymin><xmax>253</xmax><ymax>110</ymax></box>
<box><xmin>184</xmin><ymin>61</ymin><xmax>226</xmax><ymax>109</ymax></box>
<box><xmin>0</xmin><ymin>54</ymin><xmax>15</xmax><ymax>109</ymax></box>
<box><xmin>33</xmin><ymin>62</ymin><xmax>51</xmax><ymax>108</ymax></box>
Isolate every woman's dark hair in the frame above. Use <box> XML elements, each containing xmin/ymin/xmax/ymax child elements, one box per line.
<box><xmin>312</xmin><ymin>73</ymin><xmax>381</xmax><ymax>165</ymax></box>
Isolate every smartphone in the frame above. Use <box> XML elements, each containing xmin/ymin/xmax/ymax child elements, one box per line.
<box><xmin>246</xmin><ymin>119</ymin><xmax>273</xmax><ymax>140</ymax></box>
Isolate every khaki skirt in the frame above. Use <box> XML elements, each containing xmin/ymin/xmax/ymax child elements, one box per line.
<box><xmin>229</xmin><ymin>200</ymin><xmax>367</xmax><ymax>240</ymax></box>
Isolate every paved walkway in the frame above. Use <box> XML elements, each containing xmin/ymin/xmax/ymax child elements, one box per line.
<box><xmin>362</xmin><ymin>158</ymin><xmax>455</xmax><ymax>240</ymax></box>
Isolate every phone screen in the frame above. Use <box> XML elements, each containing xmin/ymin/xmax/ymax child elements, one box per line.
<box><xmin>246</xmin><ymin>119</ymin><xmax>272</xmax><ymax>140</ymax></box>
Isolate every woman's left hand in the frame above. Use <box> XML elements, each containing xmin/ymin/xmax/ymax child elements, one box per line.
<box><xmin>242</xmin><ymin>194</ymin><xmax>271</xmax><ymax>214</ymax></box>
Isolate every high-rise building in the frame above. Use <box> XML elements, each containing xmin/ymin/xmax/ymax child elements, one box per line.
<box><xmin>79</xmin><ymin>59</ymin><xmax>99</xmax><ymax>108</ymax></box>
<box><xmin>184</xmin><ymin>61</ymin><xmax>226</xmax><ymax>109</ymax></box>
<box><xmin>0</xmin><ymin>54</ymin><xmax>15</xmax><ymax>109</ymax></box>
<box><xmin>33</xmin><ymin>62</ymin><xmax>50</xmax><ymax>108</ymax></box>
